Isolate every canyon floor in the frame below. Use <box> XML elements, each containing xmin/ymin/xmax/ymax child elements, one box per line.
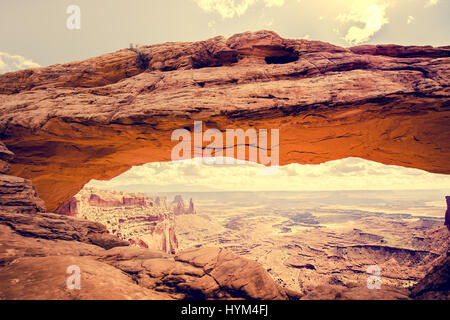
<box><xmin>172</xmin><ymin>190</ymin><xmax>449</xmax><ymax>298</ymax></box>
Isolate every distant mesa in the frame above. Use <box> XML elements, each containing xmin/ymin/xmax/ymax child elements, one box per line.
<box><xmin>55</xmin><ymin>188</ymin><xmax>196</xmax><ymax>254</ymax></box>
<box><xmin>55</xmin><ymin>197</ymin><xmax>78</xmax><ymax>216</ymax></box>
<box><xmin>56</xmin><ymin>188</ymin><xmax>177</xmax><ymax>253</ymax></box>
<box><xmin>172</xmin><ymin>195</ymin><xmax>196</xmax><ymax>215</ymax></box>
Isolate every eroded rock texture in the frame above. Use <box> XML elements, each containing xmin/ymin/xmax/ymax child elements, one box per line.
<box><xmin>410</xmin><ymin>253</ymin><xmax>449</xmax><ymax>299</ymax></box>
<box><xmin>0</xmin><ymin>31</ymin><xmax>448</xmax><ymax>211</ymax></box>
<box><xmin>0</xmin><ymin>142</ymin><xmax>45</xmax><ymax>214</ymax></box>
<box><xmin>445</xmin><ymin>196</ymin><xmax>450</xmax><ymax>228</ymax></box>
<box><xmin>0</xmin><ymin>213</ymin><xmax>292</xmax><ymax>300</ymax></box>
<box><xmin>172</xmin><ymin>195</ymin><xmax>196</xmax><ymax>215</ymax></box>
<box><xmin>57</xmin><ymin>188</ymin><xmax>179</xmax><ymax>254</ymax></box>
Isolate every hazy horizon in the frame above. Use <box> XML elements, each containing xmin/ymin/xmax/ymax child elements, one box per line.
<box><xmin>86</xmin><ymin>157</ymin><xmax>450</xmax><ymax>193</ymax></box>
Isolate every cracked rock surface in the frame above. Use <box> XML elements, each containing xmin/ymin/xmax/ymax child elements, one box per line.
<box><xmin>0</xmin><ymin>218</ymin><xmax>292</xmax><ymax>300</ymax></box>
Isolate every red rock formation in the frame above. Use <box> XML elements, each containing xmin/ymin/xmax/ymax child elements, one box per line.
<box><xmin>445</xmin><ymin>196</ymin><xmax>450</xmax><ymax>228</ymax></box>
<box><xmin>0</xmin><ymin>143</ymin><xmax>12</xmax><ymax>175</ymax></box>
<box><xmin>55</xmin><ymin>197</ymin><xmax>78</xmax><ymax>216</ymax></box>
<box><xmin>84</xmin><ymin>193</ymin><xmax>153</xmax><ymax>208</ymax></box>
<box><xmin>0</xmin><ymin>31</ymin><xmax>448</xmax><ymax>211</ymax></box>
<box><xmin>0</xmin><ymin>217</ymin><xmax>293</xmax><ymax>300</ymax></box>
<box><xmin>0</xmin><ymin>142</ymin><xmax>45</xmax><ymax>214</ymax></box>
<box><xmin>155</xmin><ymin>196</ymin><xmax>167</xmax><ymax>209</ymax></box>
<box><xmin>0</xmin><ymin>137</ymin><xmax>446</xmax><ymax>299</ymax></box>
<box><xmin>172</xmin><ymin>195</ymin><xmax>185</xmax><ymax>215</ymax></box>
<box><xmin>0</xmin><ymin>142</ymin><xmax>14</xmax><ymax>162</ymax></box>
<box><xmin>0</xmin><ymin>188</ymin><xmax>292</xmax><ymax>300</ymax></box>
<box><xmin>0</xmin><ymin>144</ymin><xmax>298</xmax><ymax>299</ymax></box>
<box><xmin>349</xmin><ymin>44</ymin><xmax>450</xmax><ymax>58</ymax></box>
<box><xmin>188</xmin><ymin>198</ymin><xmax>195</xmax><ymax>215</ymax></box>
<box><xmin>173</xmin><ymin>201</ymin><xmax>184</xmax><ymax>216</ymax></box>
<box><xmin>172</xmin><ymin>195</ymin><xmax>196</xmax><ymax>215</ymax></box>
<box><xmin>0</xmin><ymin>175</ymin><xmax>46</xmax><ymax>214</ymax></box>
<box><xmin>88</xmin><ymin>194</ymin><xmax>122</xmax><ymax>207</ymax></box>
<box><xmin>58</xmin><ymin>188</ymin><xmax>178</xmax><ymax>254</ymax></box>
<box><xmin>129</xmin><ymin>238</ymin><xmax>149</xmax><ymax>249</ymax></box>
<box><xmin>122</xmin><ymin>196</ymin><xmax>146</xmax><ymax>206</ymax></box>
<box><xmin>410</xmin><ymin>254</ymin><xmax>449</xmax><ymax>300</ymax></box>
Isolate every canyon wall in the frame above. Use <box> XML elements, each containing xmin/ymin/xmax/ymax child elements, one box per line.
<box><xmin>172</xmin><ymin>195</ymin><xmax>196</xmax><ymax>215</ymax></box>
<box><xmin>56</xmin><ymin>189</ymin><xmax>197</xmax><ymax>254</ymax></box>
<box><xmin>0</xmin><ymin>31</ymin><xmax>448</xmax><ymax>211</ymax></box>
<box><xmin>56</xmin><ymin>188</ymin><xmax>181</xmax><ymax>254</ymax></box>
<box><xmin>445</xmin><ymin>196</ymin><xmax>450</xmax><ymax>228</ymax></box>
<box><xmin>0</xmin><ymin>142</ymin><xmax>45</xmax><ymax>214</ymax></box>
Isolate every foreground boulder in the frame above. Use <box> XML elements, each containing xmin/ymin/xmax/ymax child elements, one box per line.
<box><xmin>101</xmin><ymin>246</ymin><xmax>289</xmax><ymax>300</ymax></box>
<box><xmin>0</xmin><ymin>210</ymin><xmax>129</xmax><ymax>250</ymax></box>
<box><xmin>0</xmin><ymin>254</ymin><xmax>170</xmax><ymax>300</ymax></box>
<box><xmin>0</xmin><ymin>141</ymin><xmax>293</xmax><ymax>300</ymax></box>
<box><xmin>0</xmin><ymin>218</ymin><xmax>291</xmax><ymax>300</ymax></box>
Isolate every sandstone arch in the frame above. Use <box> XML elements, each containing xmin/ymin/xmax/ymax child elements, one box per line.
<box><xmin>0</xmin><ymin>31</ymin><xmax>449</xmax><ymax>211</ymax></box>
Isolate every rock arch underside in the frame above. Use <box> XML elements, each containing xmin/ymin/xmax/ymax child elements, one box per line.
<box><xmin>0</xmin><ymin>31</ymin><xmax>449</xmax><ymax>213</ymax></box>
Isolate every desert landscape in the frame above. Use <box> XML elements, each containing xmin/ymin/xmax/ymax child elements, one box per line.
<box><xmin>173</xmin><ymin>190</ymin><xmax>448</xmax><ymax>298</ymax></box>
<box><xmin>0</xmin><ymin>20</ymin><xmax>448</xmax><ymax>301</ymax></box>
<box><xmin>49</xmin><ymin>185</ymin><xmax>449</xmax><ymax>299</ymax></box>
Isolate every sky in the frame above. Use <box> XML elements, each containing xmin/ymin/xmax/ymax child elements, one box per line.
<box><xmin>86</xmin><ymin>157</ymin><xmax>450</xmax><ymax>192</ymax></box>
<box><xmin>0</xmin><ymin>0</ymin><xmax>449</xmax><ymax>73</ymax></box>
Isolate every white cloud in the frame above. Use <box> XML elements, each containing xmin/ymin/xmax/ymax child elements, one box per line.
<box><xmin>425</xmin><ymin>0</ymin><xmax>439</xmax><ymax>7</ymax></box>
<box><xmin>265</xmin><ymin>18</ymin><xmax>274</xmax><ymax>26</ymax></box>
<box><xmin>208</xmin><ymin>20</ymin><xmax>217</xmax><ymax>30</ymax></box>
<box><xmin>337</xmin><ymin>0</ymin><xmax>389</xmax><ymax>45</ymax></box>
<box><xmin>87</xmin><ymin>157</ymin><xmax>450</xmax><ymax>192</ymax></box>
<box><xmin>193</xmin><ymin>0</ymin><xmax>285</xmax><ymax>19</ymax></box>
<box><xmin>259</xmin><ymin>12</ymin><xmax>275</xmax><ymax>27</ymax></box>
<box><xmin>0</xmin><ymin>52</ymin><xmax>40</xmax><ymax>74</ymax></box>
<box><xmin>407</xmin><ymin>15</ymin><xmax>414</xmax><ymax>24</ymax></box>
<box><xmin>264</xmin><ymin>0</ymin><xmax>285</xmax><ymax>7</ymax></box>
